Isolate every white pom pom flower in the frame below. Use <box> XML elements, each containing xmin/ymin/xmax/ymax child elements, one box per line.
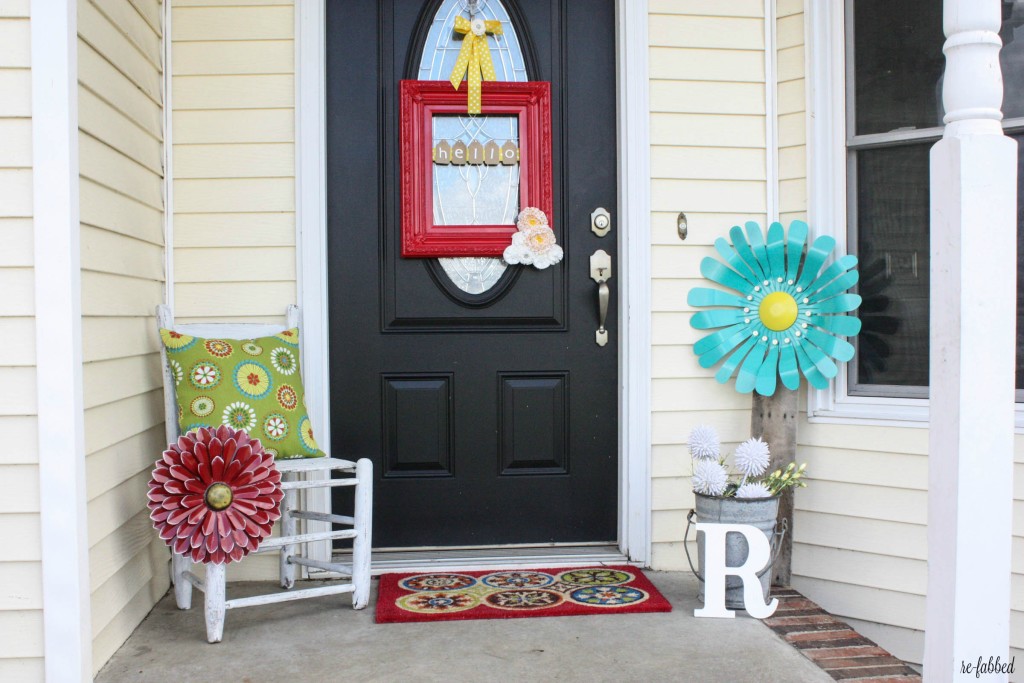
<box><xmin>735</xmin><ymin>482</ymin><xmax>773</xmax><ymax>499</ymax></box>
<box><xmin>734</xmin><ymin>437</ymin><xmax>770</xmax><ymax>479</ymax></box>
<box><xmin>688</xmin><ymin>424</ymin><xmax>720</xmax><ymax>461</ymax></box>
<box><xmin>692</xmin><ymin>459</ymin><xmax>729</xmax><ymax>496</ymax></box>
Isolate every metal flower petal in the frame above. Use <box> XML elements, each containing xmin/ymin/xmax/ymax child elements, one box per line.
<box><xmin>687</xmin><ymin>220</ymin><xmax>862</xmax><ymax>396</ymax></box>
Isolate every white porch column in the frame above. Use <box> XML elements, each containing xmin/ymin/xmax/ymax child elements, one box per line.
<box><xmin>926</xmin><ymin>0</ymin><xmax>1017</xmax><ymax>679</ymax></box>
<box><xmin>31</xmin><ymin>0</ymin><xmax>92</xmax><ymax>680</ymax></box>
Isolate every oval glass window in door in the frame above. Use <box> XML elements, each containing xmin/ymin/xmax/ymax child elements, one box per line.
<box><xmin>418</xmin><ymin>0</ymin><xmax>528</xmax><ymax>295</ymax></box>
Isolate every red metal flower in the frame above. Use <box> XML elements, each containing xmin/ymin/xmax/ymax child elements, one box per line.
<box><xmin>148</xmin><ymin>425</ymin><xmax>284</xmax><ymax>564</ymax></box>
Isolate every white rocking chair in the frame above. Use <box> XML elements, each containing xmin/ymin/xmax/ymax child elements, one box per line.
<box><xmin>156</xmin><ymin>305</ymin><xmax>373</xmax><ymax>643</ymax></box>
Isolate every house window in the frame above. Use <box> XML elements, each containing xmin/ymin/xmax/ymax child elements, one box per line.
<box><xmin>845</xmin><ymin>0</ymin><xmax>1024</xmax><ymax>401</ymax></box>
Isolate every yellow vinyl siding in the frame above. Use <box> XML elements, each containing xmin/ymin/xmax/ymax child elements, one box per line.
<box><xmin>793</xmin><ymin>416</ymin><xmax>1024</xmax><ymax>664</ymax></box>
<box><xmin>0</xmin><ymin>67</ymin><xmax>31</xmax><ymax>117</ymax></box>
<box><xmin>0</xmin><ymin>4</ymin><xmax>43</xmax><ymax>679</ymax></box>
<box><xmin>169</xmin><ymin>0</ymin><xmax>294</xmax><ymax>580</ymax></box>
<box><xmin>171</xmin><ymin>0</ymin><xmax>296</xmax><ymax>324</ymax></box>
<box><xmin>647</xmin><ymin>3</ymin><xmax>768</xmax><ymax>570</ymax></box>
<box><xmin>644</xmin><ymin>2</ymin><xmax>1024</xmax><ymax>667</ymax></box>
<box><xmin>78</xmin><ymin>0</ymin><xmax>168</xmax><ymax>674</ymax></box>
<box><xmin>0</xmin><ymin>168</ymin><xmax>32</xmax><ymax>217</ymax></box>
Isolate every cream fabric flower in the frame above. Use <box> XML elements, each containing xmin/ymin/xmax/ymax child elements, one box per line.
<box><xmin>503</xmin><ymin>207</ymin><xmax>563</xmax><ymax>269</ymax></box>
<box><xmin>516</xmin><ymin>206</ymin><xmax>549</xmax><ymax>231</ymax></box>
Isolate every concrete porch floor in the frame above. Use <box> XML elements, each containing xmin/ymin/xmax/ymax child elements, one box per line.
<box><xmin>96</xmin><ymin>571</ymin><xmax>830</xmax><ymax>682</ymax></box>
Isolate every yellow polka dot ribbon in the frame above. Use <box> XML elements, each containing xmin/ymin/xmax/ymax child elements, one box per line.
<box><xmin>448</xmin><ymin>16</ymin><xmax>503</xmax><ymax>115</ymax></box>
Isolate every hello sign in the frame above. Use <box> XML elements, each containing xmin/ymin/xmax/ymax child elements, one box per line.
<box><xmin>399</xmin><ymin>80</ymin><xmax>553</xmax><ymax>258</ymax></box>
<box><xmin>433</xmin><ymin>140</ymin><xmax>520</xmax><ymax>166</ymax></box>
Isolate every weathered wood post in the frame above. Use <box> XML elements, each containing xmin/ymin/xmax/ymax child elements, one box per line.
<box><xmin>925</xmin><ymin>0</ymin><xmax>1017</xmax><ymax>677</ymax></box>
<box><xmin>751</xmin><ymin>388</ymin><xmax>796</xmax><ymax>586</ymax></box>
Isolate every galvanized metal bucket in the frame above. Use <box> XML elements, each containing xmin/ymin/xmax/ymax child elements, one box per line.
<box><xmin>685</xmin><ymin>493</ymin><xmax>787</xmax><ymax>609</ymax></box>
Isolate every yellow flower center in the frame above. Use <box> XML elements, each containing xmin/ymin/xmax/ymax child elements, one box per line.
<box><xmin>758</xmin><ymin>291</ymin><xmax>799</xmax><ymax>331</ymax></box>
<box><xmin>205</xmin><ymin>482</ymin><xmax>233</xmax><ymax>511</ymax></box>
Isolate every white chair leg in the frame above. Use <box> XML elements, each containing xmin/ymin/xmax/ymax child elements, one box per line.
<box><xmin>352</xmin><ymin>458</ymin><xmax>373</xmax><ymax>610</ymax></box>
<box><xmin>172</xmin><ymin>552</ymin><xmax>193</xmax><ymax>610</ymax></box>
<box><xmin>280</xmin><ymin>477</ymin><xmax>298</xmax><ymax>589</ymax></box>
<box><xmin>205</xmin><ymin>562</ymin><xmax>226</xmax><ymax>643</ymax></box>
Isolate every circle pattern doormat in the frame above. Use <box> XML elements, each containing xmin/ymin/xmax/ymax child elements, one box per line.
<box><xmin>375</xmin><ymin>565</ymin><xmax>672</xmax><ymax>623</ymax></box>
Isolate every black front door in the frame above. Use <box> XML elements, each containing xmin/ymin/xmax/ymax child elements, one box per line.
<box><xmin>326</xmin><ymin>0</ymin><xmax>618</xmax><ymax>548</ymax></box>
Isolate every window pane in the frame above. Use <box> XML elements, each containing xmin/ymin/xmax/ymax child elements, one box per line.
<box><xmin>853</xmin><ymin>0</ymin><xmax>944</xmax><ymax>135</ymax></box>
<box><xmin>851</xmin><ymin>143</ymin><xmax>932</xmax><ymax>391</ymax></box>
<box><xmin>1001</xmin><ymin>2</ymin><xmax>1024</xmax><ymax>119</ymax></box>
<box><xmin>848</xmin><ymin>1</ymin><xmax>1024</xmax><ymax>401</ymax></box>
<box><xmin>418</xmin><ymin>0</ymin><xmax>527</xmax><ymax>83</ymax></box>
<box><xmin>432</xmin><ymin>114</ymin><xmax>521</xmax><ymax>226</ymax></box>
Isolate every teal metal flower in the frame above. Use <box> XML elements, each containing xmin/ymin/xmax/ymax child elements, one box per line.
<box><xmin>687</xmin><ymin>220</ymin><xmax>862</xmax><ymax>396</ymax></box>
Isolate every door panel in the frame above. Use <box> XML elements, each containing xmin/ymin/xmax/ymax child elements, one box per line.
<box><xmin>327</xmin><ymin>0</ymin><xmax>618</xmax><ymax>548</ymax></box>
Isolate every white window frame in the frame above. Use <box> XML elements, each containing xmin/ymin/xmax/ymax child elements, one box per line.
<box><xmin>805</xmin><ymin>0</ymin><xmax>1024</xmax><ymax>429</ymax></box>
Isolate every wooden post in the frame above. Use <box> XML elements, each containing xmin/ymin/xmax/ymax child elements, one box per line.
<box><xmin>750</xmin><ymin>387</ymin><xmax>796</xmax><ymax>586</ymax></box>
<box><xmin>925</xmin><ymin>0</ymin><xmax>1016</xmax><ymax>677</ymax></box>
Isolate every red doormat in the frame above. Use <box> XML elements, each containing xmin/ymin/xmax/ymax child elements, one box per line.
<box><xmin>375</xmin><ymin>565</ymin><xmax>672</xmax><ymax>624</ymax></box>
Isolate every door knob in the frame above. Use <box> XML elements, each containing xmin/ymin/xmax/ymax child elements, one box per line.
<box><xmin>590</xmin><ymin>250</ymin><xmax>612</xmax><ymax>346</ymax></box>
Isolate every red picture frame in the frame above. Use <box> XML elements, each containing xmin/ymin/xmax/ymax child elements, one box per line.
<box><xmin>400</xmin><ymin>80</ymin><xmax>553</xmax><ymax>258</ymax></box>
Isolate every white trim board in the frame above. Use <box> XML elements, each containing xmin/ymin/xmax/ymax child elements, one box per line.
<box><xmin>294</xmin><ymin>0</ymin><xmax>653</xmax><ymax>566</ymax></box>
<box><xmin>615</xmin><ymin>0</ymin><xmax>652</xmax><ymax>565</ymax></box>
<box><xmin>162</xmin><ymin>0</ymin><xmax>174</xmax><ymax>312</ymax></box>
<box><xmin>295</xmin><ymin>0</ymin><xmax>332</xmax><ymax>568</ymax></box>
<box><xmin>31</xmin><ymin>0</ymin><xmax>93</xmax><ymax>679</ymax></box>
<box><xmin>764</xmin><ymin>0</ymin><xmax>779</xmax><ymax>223</ymax></box>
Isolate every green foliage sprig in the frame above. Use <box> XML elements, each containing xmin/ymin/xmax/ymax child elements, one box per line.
<box><xmin>762</xmin><ymin>462</ymin><xmax>807</xmax><ymax>496</ymax></box>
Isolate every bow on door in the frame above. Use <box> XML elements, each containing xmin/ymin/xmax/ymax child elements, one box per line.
<box><xmin>448</xmin><ymin>16</ymin><xmax>503</xmax><ymax>115</ymax></box>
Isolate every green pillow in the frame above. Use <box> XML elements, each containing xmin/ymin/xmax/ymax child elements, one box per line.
<box><xmin>160</xmin><ymin>327</ymin><xmax>325</xmax><ymax>459</ymax></box>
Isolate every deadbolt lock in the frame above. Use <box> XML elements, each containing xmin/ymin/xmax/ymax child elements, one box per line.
<box><xmin>591</xmin><ymin>207</ymin><xmax>611</xmax><ymax>237</ymax></box>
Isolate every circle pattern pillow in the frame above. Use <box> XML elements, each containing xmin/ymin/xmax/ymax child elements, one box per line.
<box><xmin>160</xmin><ymin>328</ymin><xmax>325</xmax><ymax>459</ymax></box>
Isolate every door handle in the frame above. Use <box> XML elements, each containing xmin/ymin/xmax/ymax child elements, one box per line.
<box><xmin>596</xmin><ymin>282</ymin><xmax>610</xmax><ymax>346</ymax></box>
<box><xmin>590</xmin><ymin>250</ymin><xmax>612</xmax><ymax>347</ymax></box>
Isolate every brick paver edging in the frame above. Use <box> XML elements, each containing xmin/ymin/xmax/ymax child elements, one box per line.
<box><xmin>766</xmin><ymin>589</ymin><xmax>921</xmax><ymax>681</ymax></box>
